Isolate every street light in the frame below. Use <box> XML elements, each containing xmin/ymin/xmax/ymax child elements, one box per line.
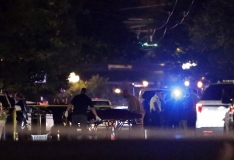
<box><xmin>68</xmin><ymin>72</ymin><xmax>80</xmax><ymax>83</ymax></box>
<box><xmin>142</xmin><ymin>81</ymin><xmax>149</xmax><ymax>87</ymax></box>
<box><xmin>114</xmin><ymin>88</ymin><xmax>121</xmax><ymax>94</ymax></box>
<box><xmin>182</xmin><ymin>61</ymin><xmax>197</xmax><ymax>70</ymax></box>
<box><xmin>197</xmin><ymin>81</ymin><xmax>203</xmax><ymax>88</ymax></box>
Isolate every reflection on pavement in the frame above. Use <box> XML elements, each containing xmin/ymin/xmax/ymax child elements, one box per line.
<box><xmin>1</xmin><ymin>125</ymin><xmax>234</xmax><ymax>160</ymax></box>
<box><xmin>2</xmin><ymin>124</ymin><xmax>234</xmax><ymax>141</ymax></box>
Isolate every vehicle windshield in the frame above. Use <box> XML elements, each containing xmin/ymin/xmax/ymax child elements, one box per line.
<box><xmin>201</xmin><ymin>84</ymin><xmax>234</xmax><ymax>100</ymax></box>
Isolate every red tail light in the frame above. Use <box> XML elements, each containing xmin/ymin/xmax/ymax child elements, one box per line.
<box><xmin>229</xmin><ymin>106</ymin><xmax>234</xmax><ymax>113</ymax></box>
<box><xmin>196</xmin><ymin>103</ymin><xmax>203</xmax><ymax>113</ymax></box>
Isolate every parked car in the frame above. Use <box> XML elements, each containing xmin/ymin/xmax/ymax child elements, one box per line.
<box><xmin>196</xmin><ymin>81</ymin><xmax>234</xmax><ymax>133</ymax></box>
<box><xmin>89</xmin><ymin>98</ymin><xmax>113</xmax><ymax>110</ymax></box>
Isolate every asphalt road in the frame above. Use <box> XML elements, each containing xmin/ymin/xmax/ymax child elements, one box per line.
<box><xmin>1</xmin><ymin>124</ymin><xmax>234</xmax><ymax>159</ymax></box>
<box><xmin>0</xmin><ymin>138</ymin><xmax>234</xmax><ymax>160</ymax></box>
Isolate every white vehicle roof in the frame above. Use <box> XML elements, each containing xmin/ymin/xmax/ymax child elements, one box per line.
<box><xmin>196</xmin><ymin>82</ymin><xmax>234</xmax><ymax>128</ymax></box>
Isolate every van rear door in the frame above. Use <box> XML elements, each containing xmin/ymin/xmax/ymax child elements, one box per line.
<box><xmin>196</xmin><ymin>84</ymin><xmax>234</xmax><ymax>128</ymax></box>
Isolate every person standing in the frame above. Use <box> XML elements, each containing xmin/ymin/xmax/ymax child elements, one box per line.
<box><xmin>159</xmin><ymin>92</ymin><xmax>167</xmax><ymax>129</ymax></box>
<box><xmin>150</xmin><ymin>91</ymin><xmax>162</xmax><ymax>128</ymax></box>
<box><xmin>65</xmin><ymin>88</ymin><xmax>101</xmax><ymax>134</ymax></box>
<box><xmin>184</xmin><ymin>88</ymin><xmax>199</xmax><ymax>129</ymax></box>
<box><xmin>122</xmin><ymin>90</ymin><xmax>145</xmax><ymax>124</ymax></box>
<box><xmin>166</xmin><ymin>96</ymin><xmax>177</xmax><ymax>129</ymax></box>
<box><xmin>14</xmin><ymin>93</ymin><xmax>28</xmax><ymax>129</ymax></box>
<box><xmin>141</xmin><ymin>93</ymin><xmax>151</xmax><ymax>127</ymax></box>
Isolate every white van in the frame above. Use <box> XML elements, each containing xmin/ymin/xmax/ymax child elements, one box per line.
<box><xmin>196</xmin><ymin>81</ymin><xmax>234</xmax><ymax>132</ymax></box>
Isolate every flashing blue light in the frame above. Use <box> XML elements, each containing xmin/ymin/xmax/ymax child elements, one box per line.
<box><xmin>171</xmin><ymin>88</ymin><xmax>184</xmax><ymax>99</ymax></box>
<box><xmin>173</xmin><ymin>90</ymin><xmax>181</xmax><ymax>97</ymax></box>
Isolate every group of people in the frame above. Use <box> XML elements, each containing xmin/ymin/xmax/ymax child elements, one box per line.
<box><xmin>64</xmin><ymin>87</ymin><xmax>199</xmax><ymax>133</ymax></box>
<box><xmin>142</xmin><ymin>88</ymin><xmax>200</xmax><ymax>130</ymax></box>
<box><xmin>5</xmin><ymin>87</ymin><xmax>199</xmax><ymax>139</ymax></box>
<box><xmin>63</xmin><ymin>88</ymin><xmax>145</xmax><ymax>135</ymax></box>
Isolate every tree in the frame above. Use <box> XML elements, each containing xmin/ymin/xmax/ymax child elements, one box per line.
<box><xmin>72</xmin><ymin>0</ymin><xmax>145</xmax><ymax>64</ymax></box>
<box><xmin>0</xmin><ymin>0</ymin><xmax>80</xmax><ymax>94</ymax></box>
<box><xmin>0</xmin><ymin>0</ymin><xmax>144</xmax><ymax>97</ymax></box>
<box><xmin>86</xmin><ymin>75</ymin><xmax>109</xmax><ymax>98</ymax></box>
<box><xmin>188</xmin><ymin>0</ymin><xmax>234</xmax><ymax>81</ymax></box>
<box><xmin>66</xmin><ymin>80</ymin><xmax>86</xmax><ymax>97</ymax></box>
<box><xmin>65</xmin><ymin>74</ymin><xmax>116</xmax><ymax>101</ymax></box>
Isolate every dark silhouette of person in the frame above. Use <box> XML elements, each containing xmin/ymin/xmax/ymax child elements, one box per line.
<box><xmin>66</xmin><ymin>88</ymin><xmax>101</xmax><ymax>138</ymax></box>
<box><xmin>14</xmin><ymin>93</ymin><xmax>28</xmax><ymax>129</ymax></box>
<box><xmin>167</xmin><ymin>96</ymin><xmax>182</xmax><ymax>129</ymax></box>
<box><xmin>183</xmin><ymin>88</ymin><xmax>199</xmax><ymax>129</ymax></box>
<box><xmin>142</xmin><ymin>93</ymin><xmax>151</xmax><ymax>127</ymax></box>
<box><xmin>159</xmin><ymin>92</ymin><xmax>167</xmax><ymax>129</ymax></box>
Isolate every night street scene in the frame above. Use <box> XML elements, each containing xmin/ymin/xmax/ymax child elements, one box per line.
<box><xmin>1</xmin><ymin>0</ymin><xmax>234</xmax><ymax>159</ymax></box>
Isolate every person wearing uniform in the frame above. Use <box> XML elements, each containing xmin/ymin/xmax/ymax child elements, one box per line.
<box><xmin>150</xmin><ymin>90</ymin><xmax>162</xmax><ymax>128</ymax></box>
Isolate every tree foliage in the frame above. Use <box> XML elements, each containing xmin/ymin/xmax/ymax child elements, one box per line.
<box><xmin>86</xmin><ymin>75</ymin><xmax>109</xmax><ymax>98</ymax></box>
<box><xmin>188</xmin><ymin>0</ymin><xmax>234</xmax><ymax>81</ymax></box>
<box><xmin>0</xmin><ymin>0</ymin><xmax>143</xmax><ymax>96</ymax></box>
<box><xmin>0</xmin><ymin>0</ymin><xmax>79</xmax><ymax>92</ymax></box>
<box><xmin>65</xmin><ymin>75</ymin><xmax>114</xmax><ymax>100</ymax></box>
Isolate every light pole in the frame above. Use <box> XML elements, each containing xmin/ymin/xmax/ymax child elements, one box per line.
<box><xmin>132</xmin><ymin>83</ymin><xmax>135</xmax><ymax>96</ymax></box>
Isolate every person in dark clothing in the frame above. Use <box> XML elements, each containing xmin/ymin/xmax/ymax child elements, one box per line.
<box><xmin>183</xmin><ymin>88</ymin><xmax>199</xmax><ymax>129</ymax></box>
<box><xmin>65</xmin><ymin>88</ymin><xmax>101</xmax><ymax>134</ymax></box>
<box><xmin>166</xmin><ymin>96</ymin><xmax>182</xmax><ymax>129</ymax></box>
<box><xmin>159</xmin><ymin>92</ymin><xmax>167</xmax><ymax>129</ymax></box>
<box><xmin>142</xmin><ymin>93</ymin><xmax>151</xmax><ymax>128</ymax></box>
<box><xmin>14</xmin><ymin>93</ymin><xmax>28</xmax><ymax>129</ymax></box>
